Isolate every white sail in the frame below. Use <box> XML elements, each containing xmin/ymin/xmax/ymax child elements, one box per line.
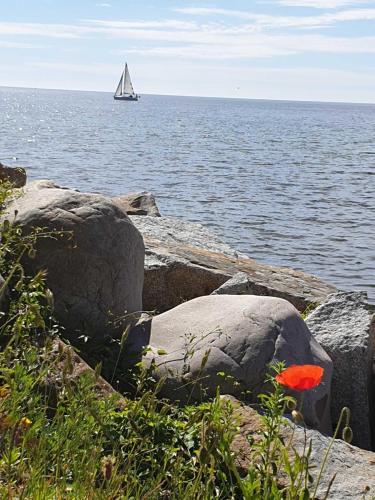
<box><xmin>114</xmin><ymin>72</ymin><xmax>123</xmax><ymax>97</ymax></box>
<box><xmin>123</xmin><ymin>64</ymin><xmax>135</xmax><ymax>95</ymax></box>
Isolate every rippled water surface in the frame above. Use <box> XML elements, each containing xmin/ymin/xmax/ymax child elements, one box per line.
<box><xmin>1</xmin><ymin>87</ymin><xmax>374</xmax><ymax>301</ymax></box>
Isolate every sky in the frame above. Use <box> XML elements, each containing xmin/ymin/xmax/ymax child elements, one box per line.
<box><xmin>0</xmin><ymin>0</ymin><xmax>375</xmax><ymax>102</ymax></box>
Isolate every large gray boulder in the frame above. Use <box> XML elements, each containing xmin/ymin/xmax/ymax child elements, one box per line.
<box><xmin>130</xmin><ymin>215</ymin><xmax>337</xmax><ymax>314</ymax></box>
<box><xmin>229</xmin><ymin>397</ymin><xmax>375</xmax><ymax>499</ymax></box>
<box><xmin>4</xmin><ymin>180</ymin><xmax>145</xmax><ymax>339</ymax></box>
<box><xmin>306</xmin><ymin>291</ymin><xmax>375</xmax><ymax>450</ymax></box>
<box><xmin>144</xmin><ymin>295</ymin><xmax>333</xmax><ymax>433</ymax></box>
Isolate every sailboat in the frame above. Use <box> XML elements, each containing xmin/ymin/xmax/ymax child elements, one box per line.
<box><xmin>114</xmin><ymin>63</ymin><xmax>139</xmax><ymax>101</ymax></box>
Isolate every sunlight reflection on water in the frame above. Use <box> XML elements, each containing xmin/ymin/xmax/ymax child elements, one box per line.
<box><xmin>1</xmin><ymin>87</ymin><xmax>374</xmax><ymax>301</ymax></box>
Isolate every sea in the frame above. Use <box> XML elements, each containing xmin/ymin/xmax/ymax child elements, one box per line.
<box><xmin>1</xmin><ymin>86</ymin><xmax>374</xmax><ymax>302</ymax></box>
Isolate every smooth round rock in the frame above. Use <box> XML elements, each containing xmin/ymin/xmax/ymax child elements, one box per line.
<box><xmin>4</xmin><ymin>180</ymin><xmax>145</xmax><ymax>340</ymax></box>
<box><xmin>147</xmin><ymin>294</ymin><xmax>333</xmax><ymax>433</ymax></box>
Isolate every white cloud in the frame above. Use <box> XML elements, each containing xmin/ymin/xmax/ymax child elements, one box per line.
<box><xmin>1</xmin><ymin>9</ymin><xmax>375</xmax><ymax>64</ymax></box>
<box><xmin>0</xmin><ymin>19</ymin><xmax>202</xmax><ymax>40</ymax></box>
<box><xmin>0</xmin><ymin>22</ymin><xmax>94</xmax><ymax>38</ymax></box>
<box><xmin>332</xmin><ymin>7</ymin><xmax>375</xmax><ymax>21</ymax></box>
<box><xmin>174</xmin><ymin>6</ymin><xmax>375</xmax><ymax>28</ymax></box>
<box><xmin>28</xmin><ymin>61</ymin><xmax>118</xmax><ymax>73</ymax></box>
<box><xmin>124</xmin><ymin>43</ymin><xmax>293</xmax><ymax>59</ymax></box>
<box><xmin>1</xmin><ymin>6</ymin><xmax>374</xmax><ymax>45</ymax></box>
<box><xmin>0</xmin><ymin>40</ymin><xmax>43</xmax><ymax>48</ymax></box>
<box><xmin>86</xmin><ymin>19</ymin><xmax>200</xmax><ymax>30</ymax></box>
<box><xmin>123</xmin><ymin>33</ymin><xmax>375</xmax><ymax>60</ymax></box>
<box><xmin>97</xmin><ymin>3</ymin><xmax>111</xmax><ymax>7</ymax></box>
<box><xmin>275</xmin><ymin>0</ymin><xmax>372</xmax><ymax>8</ymax></box>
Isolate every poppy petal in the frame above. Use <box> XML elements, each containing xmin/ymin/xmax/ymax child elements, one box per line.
<box><xmin>275</xmin><ymin>365</ymin><xmax>324</xmax><ymax>391</ymax></box>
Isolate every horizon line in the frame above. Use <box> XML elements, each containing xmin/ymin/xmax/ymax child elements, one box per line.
<box><xmin>0</xmin><ymin>84</ymin><xmax>374</xmax><ymax>106</ymax></box>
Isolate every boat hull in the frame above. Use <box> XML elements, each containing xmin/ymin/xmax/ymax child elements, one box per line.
<box><xmin>114</xmin><ymin>94</ymin><xmax>139</xmax><ymax>101</ymax></box>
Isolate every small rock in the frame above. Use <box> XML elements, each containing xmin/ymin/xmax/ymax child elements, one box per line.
<box><xmin>212</xmin><ymin>272</ymin><xmax>258</xmax><ymax>295</ymax></box>
<box><xmin>113</xmin><ymin>192</ymin><xmax>161</xmax><ymax>217</ymax></box>
<box><xmin>306</xmin><ymin>291</ymin><xmax>375</xmax><ymax>450</ymax></box>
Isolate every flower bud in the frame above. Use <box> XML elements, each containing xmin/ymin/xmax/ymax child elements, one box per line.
<box><xmin>286</xmin><ymin>399</ymin><xmax>297</xmax><ymax>411</ymax></box>
<box><xmin>45</xmin><ymin>288</ymin><xmax>54</xmax><ymax>311</ymax></box>
<box><xmin>291</xmin><ymin>410</ymin><xmax>304</xmax><ymax>424</ymax></box>
<box><xmin>28</xmin><ymin>248</ymin><xmax>36</xmax><ymax>259</ymax></box>
<box><xmin>342</xmin><ymin>426</ymin><xmax>353</xmax><ymax>444</ymax></box>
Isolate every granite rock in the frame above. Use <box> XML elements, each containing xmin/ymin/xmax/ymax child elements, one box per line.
<box><xmin>3</xmin><ymin>180</ymin><xmax>145</xmax><ymax>340</ymax></box>
<box><xmin>306</xmin><ymin>291</ymin><xmax>375</xmax><ymax>450</ymax></box>
<box><xmin>113</xmin><ymin>191</ymin><xmax>161</xmax><ymax>217</ymax></box>
<box><xmin>212</xmin><ymin>271</ymin><xmax>261</xmax><ymax>295</ymax></box>
<box><xmin>146</xmin><ymin>294</ymin><xmax>333</xmax><ymax>433</ymax></box>
<box><xmin>130</xmin><ymin>215</ymin><xmax>337</xmax><ymax>314</ymax></box>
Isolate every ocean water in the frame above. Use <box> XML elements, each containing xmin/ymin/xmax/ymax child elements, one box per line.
<box><xmin>1</xmin><ymin>87</ymin><xmax>374</xmax><ymax>302</ymax></box>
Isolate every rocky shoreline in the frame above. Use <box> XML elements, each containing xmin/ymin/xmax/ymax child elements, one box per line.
<box><xmin>1</xmin><ymin>163</ymin><xmax>375</xmax><ymax>498</ymax></box>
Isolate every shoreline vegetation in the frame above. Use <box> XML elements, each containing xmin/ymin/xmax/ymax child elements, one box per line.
<box><xmin>0</xmin><ymin>163</ymin><xmax>374</xmax><ymax>498</ymax></box>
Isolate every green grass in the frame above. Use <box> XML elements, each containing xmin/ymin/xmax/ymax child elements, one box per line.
<box><xmin>0</xmin><ymin>181</ymin><xmax>240</xmax><ymax>498</ymax></box>
<box><xmin>0</xmin><ymin>181</ymin><xmax>355</xmax><ymax>499</ymax></box>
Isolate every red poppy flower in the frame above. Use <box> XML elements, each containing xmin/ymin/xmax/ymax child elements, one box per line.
<box><xmin>275</xmin><ymin>365</ymin><xmax>324</xmax><ymax>391</ymax></box>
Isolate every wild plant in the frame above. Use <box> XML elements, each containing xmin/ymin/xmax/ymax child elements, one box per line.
<box><xmin>0</xmin><ymin>180</ymin><xmax>239</xmax><ymax>498</ymax></box>
<box><xmin>0</xmin><ymin>180</ymin><xmax>366</xmax><ymax>499</ymax></box>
